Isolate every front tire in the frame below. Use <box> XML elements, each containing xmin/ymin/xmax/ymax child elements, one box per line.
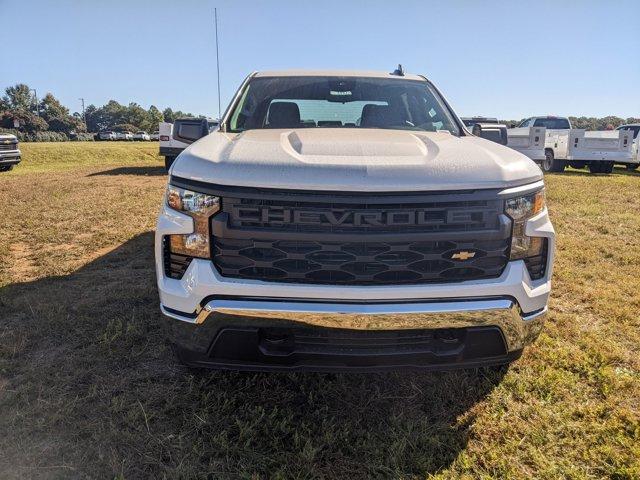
<box><xmin>0</xmin><ymin>165</ymin><xmax>14</xmax><ymax>172</ymax></box>
<box><xmin>164</xmin><ymin>156</ymin><xmax>176</xmax><ymax>172</ymax></box>
<box><xmin>626</xmin><ymin>163</ymin><xmax>639</xmax><ymax>171</ymax></box>
<box><xmin>542</xmin><ymin>150</ymin><xmax>565</xmax><ymax>173</ymax></box>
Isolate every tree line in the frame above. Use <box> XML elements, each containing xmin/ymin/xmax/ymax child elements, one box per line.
<box><xmin>1</xmin><ymin>82</ymin><xmax>637</xmax><ymax>140</ymax></box>
<box><xmin>0</xmin><ymin>83</ymin><xmax>200</xmax><ymax>140</ymax></box>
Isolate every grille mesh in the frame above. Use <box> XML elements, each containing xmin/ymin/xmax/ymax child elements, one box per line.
<box><xmin>0</xmin><ymin>142</ymin><xmax>18</xmax><ymax>151</ymax></box>
<box><xmin>214</xmin><ymin>238</ymin><xmax>509</xmax><ymax>285</ymax></box>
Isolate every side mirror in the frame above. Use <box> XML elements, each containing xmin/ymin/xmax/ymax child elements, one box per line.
<box><xmin>472</xmin><ymin>123</ymin><xmax>508</xmax><ymax>146</ymax></box>
<box><xmin>172</xmin><ymin>118</ymin><xmax>210</xmax><ymax>143</ymax></box>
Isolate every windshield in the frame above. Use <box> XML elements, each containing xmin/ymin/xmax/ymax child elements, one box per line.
<box><xmin>533</xmin><ymin>118</ymin><xmax>571</xmax><ymax>129</ymax></box>
<box><xmin>618</xmin><ymin>126</ymin><xmax>640</xmax><ymax>139</ymax></box>
<box><xmin>227</xmin><ymin>76</ymin><xmax>460</xmax><ymax>135</ymax></box>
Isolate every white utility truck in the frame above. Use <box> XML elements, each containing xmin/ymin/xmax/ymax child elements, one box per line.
<box><xmin>155</xmin><ymin>69</ymin><xmax>555</xmax><ymax>372</ymax></box>
<box><xmin>517</xmin><ymin>116</ymin><xmax>634</xmax><ymax>173</ymax></box>
<box><xmin>159</xmin><ymin>118</ymin><xmax>219</xmax><ymax>171</ymax></box>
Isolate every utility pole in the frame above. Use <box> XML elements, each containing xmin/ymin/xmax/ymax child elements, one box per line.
<box><xmin>30</xmin><ymin>89</ymin><xmax>39</xmax><ymax>116</ymax></box>
<box><xmin>79</xmin><ymin>98</ymin><xmax>87</xmax><ymax>130</ymax></box>
<box><xmin>214</xmin><ymin>8</ymin><xmax>221</xmax><ymax>120</ymax></box>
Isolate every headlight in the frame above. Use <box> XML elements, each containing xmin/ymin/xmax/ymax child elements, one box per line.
<box><xmin>505</xmin><ymin>189</ymin><xmax>545</xmax><ymax>222</ymax></box>
<box><xmin>505</xmin><ymin>189</ymin><xmax>548</xmax><ymax>279</ymax></box>
<box><xmin>165</xmin><ymin>186</ymin><xmax>220</xmax><ymax>258</ymax></box>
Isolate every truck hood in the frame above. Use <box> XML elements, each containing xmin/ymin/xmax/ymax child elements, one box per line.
<box><xmin>172</xmin><ymin>128</ymin><xmax>542</xmax><ymax>192</ymax></box>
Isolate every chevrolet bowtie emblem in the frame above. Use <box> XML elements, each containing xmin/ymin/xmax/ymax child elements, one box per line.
<box><xmin>451</xmin><ymin>251</ymin><xmax>476</xmax><ymax>261</ymax></box>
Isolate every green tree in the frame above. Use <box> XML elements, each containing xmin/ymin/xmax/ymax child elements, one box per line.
<box><xmin>162</xmin><ymin>107</ymin><xmax>195</xmax><ymax>123</ymax></box>
<box><xmin>48</xmin><ymin>116</ymin><xmax>86</xmax><ymax>134</ymax></box>
<box><xmin>39</xmin><ymin>93</ymin><xmax>70</xmax><ymax>122</ymax></box>
<box><xmin>1</xmin><ymin>110</ymin><xmax>48</xmax><ymax>133</ymax></box>
<box><xmin>3</xmin><ymin>84</ymin><xmax>35</xmax><ymax>111</ymax></box>
<box><xmin>146</xmin><ymin>105</ymin><xmax>164</xmax><ymax>131</ymax></box>
<box><xmin>112</xmin><ymin>123</ymin><xmax>138</xmax><ymax>133</ymax></box>
<box><xmin>123</xmin><ymin>102</ymin><xmax>148</xmax><ymax>130</ymax></box>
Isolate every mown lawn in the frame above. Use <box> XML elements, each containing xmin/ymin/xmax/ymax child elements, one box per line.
<box><xmin>0</xmin><ymin>142</ymin><xmax>638</xmax><ymax>479</ymax></box>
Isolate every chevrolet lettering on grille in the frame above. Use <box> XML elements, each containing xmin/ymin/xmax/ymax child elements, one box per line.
<box><xmin>232</xmin><ymin>206</ymin><xmax>489</xmax><ymax>228</ymax></box>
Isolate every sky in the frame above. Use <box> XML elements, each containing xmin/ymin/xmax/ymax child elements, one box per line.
<box><xmin>1</xmin><ymin>0</ymin><xmax>638</xmax><ymax>120</ymax></box>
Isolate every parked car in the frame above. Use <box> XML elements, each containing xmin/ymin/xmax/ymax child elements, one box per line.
<box><xmin>0</xmin><ymin>133</ymin><xmax>21</xmax><ymax>171</ymax></box>
<box><xmin>155</xmin><ymin>69</ymin><xmax>555</xmax><ymax>372</ymax></box>
<box><xmin>115</xmin><ymin>131</ymin><xmax>134</xmax><ymax>141</ymax></box>
<box><xmin>159</xmin><ymin>118</ymin><xmax>219</xmax><ymax>171</ymax></box>
<box><xmin>518</xmin><ymin>116</ymin><xmax>634</xmax><ymax>173</ymax></box>
<box><xmin>615</xmin><ymin>123</ymin><xmax>640</xmax><ymax>170</ymax></box>
<box><xmin>96</xmin><ymin>131</ymin><xmax>117</xmax><ymax>141</ymax></box>
<box><xmin>150</xmin><ymin>131</ymin><xmax>160</xmax><ymax>141</ymax></box>
<box><xmin>133</xmin><ymin>131</ymin><xmax>151</xmax><ymax>141</ymax></box>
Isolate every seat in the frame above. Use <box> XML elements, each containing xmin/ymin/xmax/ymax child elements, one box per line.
<box><xmin>267</xmin><ymin>102</ymin><xmax>301</xmax><ymax>128</ymax></box>
<box><xmin>360</xmin><ymin>104</ymin><xmax>404</xmax><ymax>128</ymax></box>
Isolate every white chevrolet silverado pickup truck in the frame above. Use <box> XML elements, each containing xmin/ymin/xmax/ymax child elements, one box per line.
<box><xmin>155</xmin><ymin>70</ymin><xmax>555</xmax><ymax>372</ymax></box>
<box><xmin>0</xmin><ymin>133</ymin><xmax>21</xmax><ymax>172</ymax></box>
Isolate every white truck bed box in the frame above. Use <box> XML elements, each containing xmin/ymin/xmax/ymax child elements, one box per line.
<box><xmin>547</xmin><ymin>129</ymin><xmax>634</xmax><ymax>164</ymax></box>
<box><xmin>507</xmin><ymin>127</ymin><xmax>546</xmax><ymax>161</ymax></box>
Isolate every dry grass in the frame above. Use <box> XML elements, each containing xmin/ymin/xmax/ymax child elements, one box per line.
<box><xmin>0</xmin><ymin>142</ymin><xmax>639</xmax><ymax>479</ymax></box>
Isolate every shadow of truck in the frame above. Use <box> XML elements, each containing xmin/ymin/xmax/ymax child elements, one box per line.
<box><xmin>0</xmin><ymin>232</ymin><xmax>506</xmax><ymax>478</ymax></box>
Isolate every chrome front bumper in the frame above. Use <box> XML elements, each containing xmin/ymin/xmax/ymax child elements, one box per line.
<box><xmin>161</xmin><ymin>297</ymin><xmax>546</xmax><ymax>354</ymax></box>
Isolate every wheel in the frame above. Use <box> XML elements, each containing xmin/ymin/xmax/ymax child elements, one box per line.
<box><xmin>589</xmin><ymin>162</ymin><xmax>613</xmax><ymax>174</ymax></box>
<box><xmin>542</xmin><ymin>150</ymin><xmax>565</xmax><ymax>173</ymax></box>
<box><xmin>0</xmin><ymin>165</ymin><xmax>14</xmax><ymax>172</ymax></box>
<box><xmin>626</xmin><ymin>164</ymin><xmax>639</xmax><ymax>171</ymax></box>
<box><xmin>164</xmin><ymin>156</ymin><xmax>176</xmax><ymax>172</ymax></box>
<box><xmin>569</xmin><ymin>161</ymin><xmax>586</xmax><ymax>169</ymax></box>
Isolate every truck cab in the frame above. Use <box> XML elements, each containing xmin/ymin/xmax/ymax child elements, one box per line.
<box><xmin>518</xmin><ymin>116</ymin><xmax>572</xmax><ymax>130</ymax></box>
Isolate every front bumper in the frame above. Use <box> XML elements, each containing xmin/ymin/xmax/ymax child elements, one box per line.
<box><xmin>0</xmin><ymin>150</ymin><xmax>21</xmax><ymax>165</ymax></box>
<box><xmin>162</xmin><ymin>297</ymin><xmax>545</xmax><ymax>371</ymax></box>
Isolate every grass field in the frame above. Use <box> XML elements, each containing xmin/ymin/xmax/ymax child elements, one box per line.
<box><xmin>1</xmin><ymin>142</ymin><xmax>639</xmax><ymax>479</ymax></box>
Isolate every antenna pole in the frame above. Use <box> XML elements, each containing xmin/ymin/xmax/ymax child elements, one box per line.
<box><xmin>215</xmin><ymin>8</ymin><xmax>221</xmax><ymax>120</ymax></box>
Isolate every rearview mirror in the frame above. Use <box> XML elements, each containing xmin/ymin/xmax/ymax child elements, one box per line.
<box><xmin>472</xmin><ymin>123</ymin><xmax>508</xmax><ymax>146</ymax></box>
<box><xmin>173</xmin><ymin>118</ymin><xmax>210</xmax><ymax>143</ymax></box>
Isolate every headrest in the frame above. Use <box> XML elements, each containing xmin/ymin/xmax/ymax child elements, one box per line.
<box><xmin>361</xmin><ymin>104</ymin><xmax>398</xmax><ymax>128</ymax></box>
<box><xmin>268</xmin><ymin>102</ymin><xmax>301</xmax><ymax>128</ymax></box>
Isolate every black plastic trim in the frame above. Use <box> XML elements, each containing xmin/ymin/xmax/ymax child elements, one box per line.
<box><xmin>211</xmin><ymin>211</ymin><xmax>511</xmax><ymax>242</ymax></box>
<box><xmin>170</xmin><ymin>176</ymin><xmax>503</xmax><ymax>202</ymax></box>
<box><xmin>160</xmin><ymin>146</ymin><xmax>185</xmax><ymax>157</ymax></box>
<box><xmin>173</xmin><ymin>324</ymin><xmax>519</xmax><ymax>373</ymax></box>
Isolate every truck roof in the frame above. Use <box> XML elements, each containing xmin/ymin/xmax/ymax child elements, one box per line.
<box><xmin>253</xmin><ymin>70</ymin><xmax>426</xmax><ymax>81</ymax></box>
